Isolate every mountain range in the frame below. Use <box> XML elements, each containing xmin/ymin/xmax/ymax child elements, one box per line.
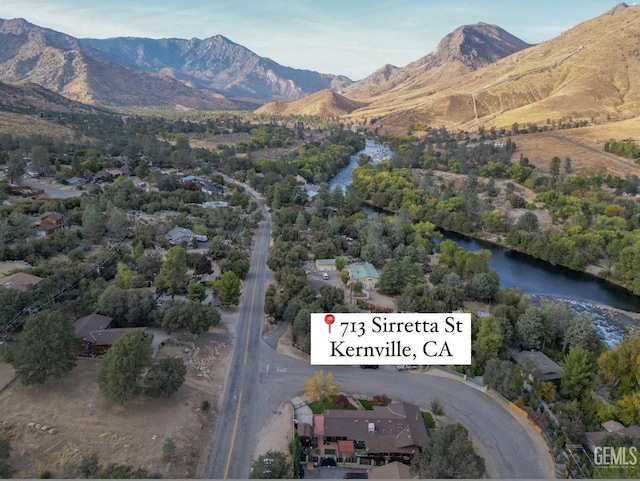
<box><xmin>0</xmin><ymin>3</ymin><xmax>639</xmax><ymax>134</ymax></box>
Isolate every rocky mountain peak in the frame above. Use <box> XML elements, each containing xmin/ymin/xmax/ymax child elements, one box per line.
<box><xmin>432</xmin><ymin>22</ymin><xmax>532</xmax><ymax>69</ymax></box>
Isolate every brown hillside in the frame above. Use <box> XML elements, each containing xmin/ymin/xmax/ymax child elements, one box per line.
<box><xmin>255</xmin><ymin>89</ymin><xmax>368</xmax><ymax>117</ymax></box>
<box><xmin>344</xmin><ymin>22</ymin><xmax>530</xmax><ymax>99</ymax></box>
<box><xmin>352</xmin><ymin>6</ymin><xmax>640</xmax><ymax>133</ymax></box>
<box><xmin>0</xmin><ymin>18</ymin><xmax>237</xmax><ymax>110</ymax></box>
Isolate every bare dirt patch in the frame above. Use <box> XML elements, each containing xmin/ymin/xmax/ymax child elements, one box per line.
<box><xmin>0</xmin><ymin>261</ymin><xmax>32</xmax><ymax>277</ymax></box>
<box><xmin>251</xmin><ymin>402</ymin><xmax>294</xmax><ymax>462</ymax></box>
<box><xmin>0</xmin><ymin>335</ymin><xmax>231</xmax><ymax>479</ymax></box>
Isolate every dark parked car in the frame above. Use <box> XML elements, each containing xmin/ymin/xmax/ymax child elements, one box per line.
<box><xmin>343</xmin><ymin>472</ymin><xmax>368</xmax><ymax>479</ymax></box>
<box><xmin>360</xmin><ymin>365</ymin><xmax>379</xmax><ymax>369</ymax></box>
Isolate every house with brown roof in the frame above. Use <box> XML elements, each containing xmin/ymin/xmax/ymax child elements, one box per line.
<box><xmin>73</xmin><ymin>313</ymin><xmax>152</xmax><ymax>356</ymax></box>
<box><xmin>583</xmin><ymin>424</ymin><xmax>640</xmax><ymax>452</ymax></box>
<box><xmin>0</xmin><ymin>272</ymin><xmax>43</xmax><ymax>292</ymax></box>
<box><xmin>368</xmin><ymin>461</ymin><xmax>413</xmax><ymax>479</ymax></box>
<box><xmin>37</xmin><ymin>211</ymin><xmax>65</xmax><ymax>236</ymax></box>
<box><xmin>318</xmin><ymin>401</ymin><xmax>428</xmax><ymax>464</ymax></box>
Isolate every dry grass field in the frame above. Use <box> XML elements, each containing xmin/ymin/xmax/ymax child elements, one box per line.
<box><xmin>0</xmin><ymin>336</ymin><xmax>231</xmax><ymax>479</ymax></box>
<box><xmin>513</xmin><ymin>117</ymin><xmax>640</xmax><ymax>177</ymax></box>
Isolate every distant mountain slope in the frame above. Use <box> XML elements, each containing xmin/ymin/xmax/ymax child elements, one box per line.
<box><xmin>82</xmin><ymin>35</ymin><xmax>353</xmax><ymax>102</ymax></box>
<box><xmin>0</xmin><ymin>80</ymin><xmax>104</xmax><ymax>113</ymax></box>
<box><xmin>344</xmin><ymin>22</ymin><xmax>531</xmax><ymax>98</ymax></box>
<box><xmin>0</xmin><ymin>18</ymin><xmax>236</xmax><ymax>110</ymax></box>
<box><xmin>256</xmin><ymin>89</ymin><xmax>368</xmax><ymax>117</ymax></box>
<box><xmin>0</xmin><ymin>80</ymin><xmax>103</xmax><ymax>138</ymax></box>
<box><xmin>359</xmin><ymin>4</ymin><xmax>640</xmax><ymax>132</ymax></box>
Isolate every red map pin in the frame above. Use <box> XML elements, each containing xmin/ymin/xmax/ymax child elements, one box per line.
<box><xmin>324</xmin><ymin>314</ymin><xmax>335</xmax><ymax>334</ymax></box>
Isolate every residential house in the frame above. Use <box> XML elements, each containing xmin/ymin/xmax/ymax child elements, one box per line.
<box><xmin>104</xmin><ymin>168</ymin><xmax>125</xmax><ymax>178</ymax></box>
<box><xmin>347</xmin><ymin>263</ymin><xmax>380</xmax><ymax>290</ymax></box>
<box><xmin>0</xmin><ymin>272</ymin><xmax>43</xmax><ymax>292</ymax></box>
<box><xmin>74</xmin><ymin>313</ymin><xmax>153</xmax><ymax>356</ymax></box>
<box><xmin>93</xmin><ymin>170</ymin><xmax>114</xmax><ymax>183</ymax></box>
<box><xmin>37</xmin><ymin>211</ymin><xmax>65</xmax><ymax>236</ymax></box>
<box><xmin>584</xmin><ymin>423</ymin><xmax>640</xmax><ymax>452</ymax></box>
<box><xmin>317</xmin><ymin>401</ymin><xmax>429</xmax><ymax>465</ymax></box>
<box><xmin>181</xmin><ymin>175</ymin><xmax>206</xmax><ymax>185</ymax></box>
<box><xmin>510</xmin><ymin>349</ymin><xmax>563</xmax><ymax>382</ymax></box>
<box><xmin>165</xmin><ymin>226</ymin><xmax>208</xmax><ymax>248</ymax></box>
<box><xmin>315</xmin><ymin>259</ymin><xmax>336</xmax><ymax>271</ymax></box>
<box><xmin>202</xmin><ymin>182</ymin><xmax>224</xmax><ymax>195</ymax></box>
<box><xmin>368</xmin><ymin>461</ymin><xmax>413</xmax><ymax>479</ymax></box>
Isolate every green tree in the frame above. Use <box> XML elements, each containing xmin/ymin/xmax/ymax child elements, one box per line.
<box><xmin>114</xmin><ymin>262</ymin><xmax>136</xmax><ymax>289</ymax></box>
<box><xmin>145</xmin><ymin>358</ymin><xmax>186</xmax><ymax>398</ymax></box>
<box><xmin>483</xmin><ymin>359</ymin><xmax>523</xmax><ymax>400</ymax></box>
<box><xmin>6</xmin><ymin>152</ymin><xmax>25</xmax><ymax>184</ymax></box>
<box><xmin>335</xmin><ymin>257</ymin><xmax>346</xmax><ymax>272</ymax></box>
<box><xmin>597</xmin><ymin>335</ymin><xmax>640</xmax><ymax>396</ymax></box>
<box><xmin>155</xmin><ymin>246</ymin><xmax>188</xmax><ymax>296</ymax></box>
<box><xmin>82</xmin><ymin>201</ymin><xmax>106</xmax><ymax>243</ymax></box>
<box><xmin>515</xmin><ymin>212</ymin><xmax>540</xmax><ymax>232</ymax></box>
<box><xmin>411</xmin><ymin>424</ymin><xmax>485</xmax><ymax>479</ymax></box>
<box><xmin>187</xmin><ymin>279</ymin><xmax>207</xmax><ymax>302</ymax></box>
<box><xmin>563</xmin><ymin>312</ymin><xmax>599</xmax><ymax>353</ymax></box>
<box><xmin>249</xmin><ymin>450</ymin><xmax>291</xmax><ymax>479</ymax></box>
<box><xmin>561</xmin><ymin>345</ymin><xmax>596</xmax><ymax>400</ymax></box>
<box><xmin>317</xmin><ymin>285</ymin><xmax>345</xmax><ymax>312</ymax></box>
<box><xmin>162</xmin><ymin>436</ymin><xmax>177</xmax><ymax>462</ymax></box>
<box><xmin>97</xmin><ymin>286</ymin><xmax>156</xmax><ymax>328</ymax></box>
<box><xmin>550</xmin><ymin>156</ymin><xmax>561</xmax><ymax>179</ymax></box>
<box><xmin>97</xmin><ymin>329</ymin><xmax>153</xmax><ymax>403</ymax></box>
<box><xmin>160</xmin><ymin>300</ymin><xmax>220</xmax><ymax>334</ymax></box>
<box><xmin>466</xmin><ymin>272</ymin><xmax>499</xmax><ymax>302</ymax></box>
<box><xmin>14</xmin><ymin>311</ymin><xmax>77</xmax><ymax>385</ymax></box>
<box><xmin>474</xmin><ymin>315</ymin><xmax>503</xmax><ymax>367</ymax></box>
<box><xmin>515</xmin><ymin>307</ymin><xmax>546</xmax><ymax>350</ymax></box>
<box><xmin>30</xmin><ymin>144</ymin><xmax>50</xmax><ymax>176</ymax></box>
<box><xmin>215</xmin><ymin>270</ymin><xmax>241</xmax><ymax>306</ymax></box>
<box><xmin>617</xmin><ymin>393</ymin><xmax>640</xmax><ymax>426</ymax></box>
<box><xmin>430</xmin><ymin>397</ymin><xmax>445</xmax><ymax>423</ymax></box>
<box><xmin>0</xmin><ymin>436</ymin><xmax>14</xmax><ymax>479</ymax></box>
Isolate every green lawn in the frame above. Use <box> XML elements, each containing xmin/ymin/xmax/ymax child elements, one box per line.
<box><xmin>358</xmin><ymin>399</ymin><xmax>374</xmax><ymax>410</ymax></box>
<box><xmin>309</xmin><ymin>396</ymin><xmax>358</xmax><ymax>414</ymax></box>
<box><xmin>422</xmin><ymin>411</ymin><xmax>435</xmax><ymax>428</ymax></box>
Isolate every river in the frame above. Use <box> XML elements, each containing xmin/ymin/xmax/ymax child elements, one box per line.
<box><xmin>330</xmin><ymin>138</ymin><xmax>640</xmax><ymax>347</ymax></box>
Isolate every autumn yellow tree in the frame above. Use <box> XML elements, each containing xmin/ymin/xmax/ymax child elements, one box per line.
<box><xmin>304</xmin><ymin>370</ymin><xmax>339</xmax><ymax>403</ymax></box>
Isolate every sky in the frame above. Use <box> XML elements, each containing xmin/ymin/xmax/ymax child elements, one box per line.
<box><xmin>0</xmin><ymin>1</ymin><xmax>622</xmax><ymax>80</ymax></box>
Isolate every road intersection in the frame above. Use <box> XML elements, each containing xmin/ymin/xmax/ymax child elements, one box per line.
<box><xmin>205</xmin><ymin>179</ymin><xmax>554</xmax><ymax>479</ymax></box>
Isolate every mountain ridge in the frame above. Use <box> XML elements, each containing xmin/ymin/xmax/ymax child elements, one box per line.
<box><xmin>81</xmin><ymin>34</ymin><xmax>352</xmax><ymax>102</ymax></box>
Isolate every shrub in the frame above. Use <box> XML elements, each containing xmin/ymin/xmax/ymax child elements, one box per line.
<box><xmin>372</xmin><ymin>394</ymin><xmax>391</xmax><ymax>406</ymax></box>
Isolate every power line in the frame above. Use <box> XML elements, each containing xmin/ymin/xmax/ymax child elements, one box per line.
<box><xmin>0</xmin><ymin>228</ymin><xmax>131</xmax><ymax>338</ymax></box>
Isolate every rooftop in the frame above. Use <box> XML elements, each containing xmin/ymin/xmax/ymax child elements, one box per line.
<box><xmin>0</xmin><ymin>272</ymin><xmax>43</xmax><ymax>291</ymax></box>
<box><xmin>510</xmin><ymin>349</ymin><xmax>563</xmax><ymax>381</ymax></box>
<box><xmin>347</xmin><ymin>263</ymin><xmax>380</xmax><ymax>280</ymax></box>
<box><xmin>323</xmin><ymin>401</ymin><xmax>428</xmax><ymax>454</ymax></box>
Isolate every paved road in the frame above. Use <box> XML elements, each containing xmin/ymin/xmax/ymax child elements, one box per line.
<box><xmin>204</xmin><ymin>180</ymin><xmax>272</xmax><ymax>479</ymax></box>
<box><xmin>21</xmin><ymin>179</ymin><xmax>84</xmax><ymax>198</ymax></box>
<box><xmin>205</xmin><ymin>178</ymin><xmax>554</xmax><ymax>479</ymax></box>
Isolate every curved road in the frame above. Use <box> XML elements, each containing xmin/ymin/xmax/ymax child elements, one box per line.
<box><xmin>205</xmin><ymin>179</ymin><xmax>554</xmax><ymax>479</ymax></box>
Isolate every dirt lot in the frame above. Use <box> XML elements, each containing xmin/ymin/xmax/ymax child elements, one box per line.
<box><xmin>514</xmin><ymin>118</ymin><xmax>640</xmax><ymax>178</ymax></box>
<box><xmin>0</xmin><ymin>335</ymin><xmax>231</xmax><ymax>479</ymax></box>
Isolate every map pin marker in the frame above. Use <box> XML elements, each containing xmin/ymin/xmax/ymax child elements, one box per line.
<box><xmin>324</xmin><ymin>314</ymin><xmax>335</xmax><ymax>334</ymax></box>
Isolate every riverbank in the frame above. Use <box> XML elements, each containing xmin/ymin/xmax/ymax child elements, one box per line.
<box><xmin>528</xmin><ymin>294</ymin><xmax>640</xmax><ymax>347</ymax></box>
